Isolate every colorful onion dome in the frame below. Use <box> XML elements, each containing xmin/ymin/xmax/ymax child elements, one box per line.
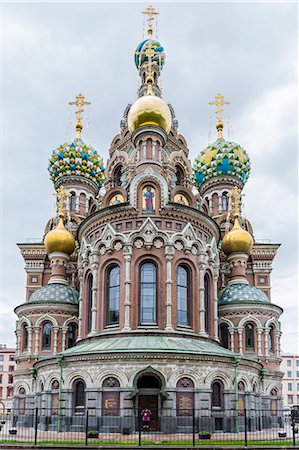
<box><xmin>221</xmin><ymin>214</ymin><xmax>253</xmax><ymax>255</ymax></box>
<box><xmin>134</xmin><ymin>39</ymin><xmax>166</xmax><ymax>70</ymax></box>
<box><xmin>128</xmin><ymin>94</ymin><xmax>171</xmax><ymax>133</ymax></box>
<box><xmin>193</xmin><ymin>137</ymin><xmax>251</xmax><ymax>187</ymax></box>
<box><xmin>48</xmin><ymin>138</ymin><xmax>106</xmax><ymax>187</ymax></box>
<box><xmin>29</xmin><ymin>283</ymin><xmax>79</xmax><ymax>305</ymax></box>
<box><xmin>44</xmin><ymin>218</ymin><xmax>75</xmax><ymax>255</ymax></box>
<box><xmin>218</xmin><ymin>283</ymin><xmax>269</xmax><ymax>305</ymax></box>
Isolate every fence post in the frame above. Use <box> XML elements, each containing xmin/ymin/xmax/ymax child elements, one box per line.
<box><xmin>244</xmin><ymin>407</ymin><xmax>248</xmax><ymax>447</ymax></box>
<box><xmin>85</xmin><ymin>409</ymin><xmax>89</xmax><ymax>446</ymax></box>
<box><xmin>34</xmin><ymin>407</ymin><xmax>38</xmax><ymax>445</ymax></box>
<box><xmin>192</xmin><ymin>408</ymin><xmax>195</xmax><ymax>447</ymax></box>
<box><xmin>291</xmin><ymin>415</ymin><xmax>296</xmax><ymax>447</ymax></box>
<box><xmin>138</xmin><ymin>408</ymin><xmax>141</xmax><ymax>447</ymax></box>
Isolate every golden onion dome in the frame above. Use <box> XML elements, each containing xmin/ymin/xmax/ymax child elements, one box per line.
<box><xmin>221</xmin><ymin>214</ymin><xmax>253</xmax><ymax>256</ymax></box>
<box><xmin>44</xmin><ymin>218</ymin><xmax>75</xmax><ymax>255</ymax></box>
<box><xmin>127</xmin><ymin>92</ymin><xmax>172</xmax><ymax>134</ymax></box>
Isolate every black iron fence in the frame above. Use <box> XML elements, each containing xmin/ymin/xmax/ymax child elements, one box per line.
<box><xmin>0</xmin><ymin>407</ymin><xmax>298</xmax><ymax>446</ymax></box>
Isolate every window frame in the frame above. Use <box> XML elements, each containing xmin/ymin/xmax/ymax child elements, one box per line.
<box><xmin>139</xmin><ymin>261</ymin><xmax>157</xmax><ymax>325</ymax></box>
<box><xmin>176</xmin><ymin>264</ymin><xmax>191</xmax><ymax>327</ymax></box>
<box><xmin>41</xmin><ymin>321</ymin><xmax>52</xmax><ymax>351</ymax></box>
<box><xmin>106</xmin><ymin>265</ymin><xmax>121</xmax><ymax>326</ymax></box>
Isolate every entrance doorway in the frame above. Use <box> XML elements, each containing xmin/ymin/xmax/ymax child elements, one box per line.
<box><xmin>137</xmin><ymin>374</ymin><xmax>161</xmax><ymax>431</ymax></box>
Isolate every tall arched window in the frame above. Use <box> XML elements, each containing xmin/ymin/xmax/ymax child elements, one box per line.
<box><xmin>18</xmin><ymin>387</ymin><xmax>26</xmax><ymax>415</ymax></box>
<box><xmin>238</xmin><ymin>381</ymin><xmax>245</xmax><ymax>415</ymax></box>
<box><xmin>176</xmin><ymin>378</ymin><xmax>194</xmax><ymax>416</ymax></box>
<box><xmin>268</xmin><ymin>325</ymin><xmax>275</xmax><ymax>352</ymax></box>
<box><xmin>87</xmin><ymin>274</ymin><xmax>93</xmax><ymax>334</ymax></box>
<box><xmin>222</xmin><ymin>192</ymin><xmax>228</xmax><ymax>211</ymax></box>
<box><xmin>73</xmin><ymin>379</ymin><xmax>85</xmax><ymax>414</ymax></box>
<box><xmin>114</xmin><ymin>166</ymin><xmax>123</xmax><ymax>186</ymax></box>
<box><xmin>67</xmin><ymin>323</ymin><xmax>77</xmax><ymax>348</ymax></box>
<box><xmin>175</xmin><ymin>166</ymin><xmax>184</xmax><ymax>186</ymax></box>
<box><xmin>22</xmin><ymin>325</ymin><xmax>28</xmax><ymax>351</ymax></box>
<box><xmin>51</xmin><ymin>380</ymin><xmax>59</xmax><ymax>415</ymax></box>
<box><xmin>220</xmin><ymin>324</ymin><xmax>229</xmax><ymax>349</ymax></box>
<box><xmin>102</xmin><ymin>377</ymin><xmax>120</xmax><ymax>416</ymax></box>
<box><xmin>177</xmin><ymin>265</ymin><xmax>190</xmax><ymax>326</ymax></box>
<box><xmin>140</xmin><ymin>262</ymin><xmax>157</xmax><ymax>324</ymax></box>
<box><xmin>70</xmin><ymin>192</ymin><xmax>76</xmax><ymax>211</ymax></box>
<box><xmin>211</xmin><ymin>380</ymin><xmax>224</xmax><ymax>409</ymax></box>
<box><xmin>107</xmin><ymin>266</ymin><xmax>120</xmax><ymax>325</ymax></box>
<box><xmin>42</xmin><ymin>322</ymin><xmax>52</xmax><ymax>350</ymax></box>
<box><xmin>245</xmin><ymin>323</ymin><xmax>255</xmax><ymax>350</ymax></box>
<box><xmin>270</xmin><ymin>388</ymin><xmax>278</xmax><ymax>416</ymax></box>
<box><xmin>204</xmin><ymin>274</ymin><xmax>211</xmax><ymax>333</ymax></box>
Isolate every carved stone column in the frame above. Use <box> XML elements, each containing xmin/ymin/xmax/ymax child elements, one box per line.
<box><xmin>275</xmin><ymin>331</ymin><xmax>281</xmax><ymax>357</ymax></box>
<box><xmin>123</xmin><ymin>245</ymin><xmax>132</xmax><ymax>331</ymax></box>
<box><xmin>218</xmin><ymin>194</ymin><xmax>222</xmax><ymax>213</ymax></box>
<box><xmin>198</xmin><ymin>255</ymin><xmax>207</xmax><ymax>336</ymax></box>
<box><xmin>257</xmin><ymin>328</ymin><xmax>262</xmax><ymax>356</ymax></box>
<box><xmin>77</xmin><ymin>264</ymin><xmax>84</xmax><ymax>340</ymax></box>
<box><xmin>16</xmin><ymin>330</ymin><xmax>21</xmax><ymax>355</ymax></box>
<box><xmin>75</xmin><ymin>194</ymin><xmax>80</xmax><ymax>213</ymax></box>
<box><xmin>28</xmin><ymin>326</ymin><xmax>33</xmax><ymax>354</ymax></box>
<box><xmin>264</xmin><ymin>327</ymin><xmax>270</xmax><ymax>357</ymax></box>
<box><xmin>90</xmin><ymin>253</ymin><xmax>99</xmax><ymax>336</ymax></box>
<box><xmin>165</xmin><ymin>245</ymin><xmax>174</xmax><ymax>332</ymax></box>
<box><xmin>228</xmin><ymin>327</ymin><xmax>235</xmax><ymax>351</ymax></box>
<box><xmin>238</xmin><ymin>327</ymin><xmax>243</xmax><ymax>354</ymax></box>
<box><xmin>85</xmin><ymin>197</ymin><xmax>89</xmax><ymax>214</ymax></box>
<box><xmin>213</xmin><ymin>266</ymin><xmax>219</xmax><ymax>340</ymax></box>
<box><xmin>34</xmin><ymin>327</ymin><xmax>39</xmax><ymax>354</ymax></box>
<box><xmin>62</xmin><ymin>327</ymin><xmax>68</xmax><ymax>352</ymax></box>
<box><xmin>53</xmin><ymin>327</ymin><xmax>59</xmax><ymax>353</ymax></box>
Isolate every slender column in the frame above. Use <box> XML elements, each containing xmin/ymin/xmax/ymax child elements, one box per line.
<box><xmin>213</xmin><ymin>267</ymin><xmax>219</xmax><ymax>340</ymax></box>
<box><xmin>34</xmin><ymin>327</ymin><xmax>39</xmax><ymax>354</ymax></box>
<box><xmin>143</xmin><ymin>142</ymin><xmax>146</xmax><ymax>159</ymax></box>
<box><xmin>123</xmin><ymin>246</ymin><xmax>132</xmax><ymax>331</ymax></box>
<box><xmin>62</xmin><ymin>327</ymin><xmax>68</xmax><ymax>351</ymax></box>
<box><xmin>85</xmin><ymin>197</ymin><xmax>89</xmax><ymax>214</ymax></box>
<box><xmin>158</xmin><ymin>145</ymin><xmax>162</xmax><ymax>162</ymax></box>
<box><xmin>16</xmin><ymin>330</ymin><xmax>21</xmax><ymax>355</ymax></box>
<box><xmin>275</xmin><ymin>331</ymin><xmax>281</xmax><ymax>357</ymax></box>
<box><xmin>257</xmin><ymin>328</ymin><xmax>262</xmax><ymax>356</ymax></box>
<box><xmin>90</xmin><ymin>254</ymin><xmax>99</xmax><ymax>335</ymax></box>
<box><xmin>229</xmin><ymin>328</ymin><xmax>235</xmax><ymax>352</ymax></box>
<box><xmin>77</xmin><ymin>265</ymin><xmax>84</xmax><ymax>340</ymax></box>
<box><xmin>218</xmin><ymin>194</ymin><xmax>222</xmax><ymax>213</ymax></box>
<box><xmin>165</xmin><ymin>245</ymin><xmax>174</xmax><ymax>331</ymax></box>
<box><xmin>53</xmin><ymin>327</ymin><xmax>59</xmax><ymax>353</ymax></box>
<box><xmin>75</xmin><ymin>194</ymin><xmax>80</xmax><ymax>213</ymax></box>
<box><xmin>238</xmin><ymin>328</ymin><xmax>243</xmax><ymax>355</ymax></box>
<box><xmin>28</xmin><ymin>326</ymin><xmax>33</xmax><ymax>354</ymax></box>
<box><xmin>198</xmin><ymin>258</ymin><xmax>206</xmax><ymax>336</ymax></box>
<box><xmin>264</xmin><ymin>328</ymin><xmax>270</xmax><ymax>357</ymax></box>
<box><xmin>152</xmin><ymin>141</ymin><xmax>156</xmax><ymax>159</ymax></box>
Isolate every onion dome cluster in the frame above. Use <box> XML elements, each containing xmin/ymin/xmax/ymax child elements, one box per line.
<box><xmin>48</xmin><ymin>138</ymin><xmax>105</xmax><ymax>187</ymax></box>
<box><xmin>134</xmin><ymin>39</ymin><xmax>165</xmax><ymax>69</ymax></box>
<box><xmin>221</xmin><ymin>214</ymin><xmax>253</xmax><ymax>255</ymax></box>
<box><xmin>193</xmin><ymin>137</ymin><xmax>251</xmax><ymax>187</ymax></box>
<box><xmin>218</xmin><ymin>283</ymin><xmax>269</xmax><ymax>305</ymax></box>
<box><xmin>44</xmin><ymin>218</ymin><xmax>75</xmax><ymax>255</ymax></box>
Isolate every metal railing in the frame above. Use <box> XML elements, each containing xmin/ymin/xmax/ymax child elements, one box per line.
<box><xmin>0</xmin><ymin>407</ymin><xmax>298</xmax><ymax>446</ymax></box>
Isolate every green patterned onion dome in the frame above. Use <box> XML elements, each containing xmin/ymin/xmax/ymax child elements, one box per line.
<box><xmin>29</xmin><ymin>283</ymin><xmax>79</xmax><ymax>305</ymax></box>
<box><xmin>193</xmin><ymin>137</ymin><xmax>251</xmax><ymax>187</ymax></box>
<box><xmin>134</xmin><ymin>39</ymin><xmax>165</xmax><ymax>70</ymax></box>
<box><xmin>218</xmin><ymin>283</ymin><xmax>269</xmax><ymax>305</ymax></box>
<box><xmin>48</xmin><ymin>138</ymin><xmax>106</xmax><ymax>187</ymax></box>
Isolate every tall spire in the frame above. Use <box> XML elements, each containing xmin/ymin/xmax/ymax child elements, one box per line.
<box><xmin>142</xmin><ymin>5</ymin><xmax>159</xmax><ymax>38</ymax></box>
<box><xmin>69</xmin><ymin>93</ymin><xmax>91</xmax><ymax>139</ymax></box>
<box><xmin>208</xmin><ymin>93</ymin><xmax>231</xmax><ymax>139</ymax></box>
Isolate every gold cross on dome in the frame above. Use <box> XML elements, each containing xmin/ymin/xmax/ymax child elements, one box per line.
<box><xmin>142</xmin><ymin>5</ymin><xmax>159</xmax><ymax>37</ymax></box>
<box><xmin>69</xmin><ymin>93</ymin><xmax>91</xmax><ymax>138</ymax></box>
<box><xmin>54</xmin><ymin>186</ymin><xmax>71</xmax><ymax>219</ymax></box>
<box><xmin>135</xmin><ymin>40</ymin><xmax>156</xmax><ymax>93</ymax></box>
<box><xmin>208</xmin><ymin>93</ymin><xmax>231</xmax><ymax>122</ymax></box>
<box><xmin>227</xmin><ymin>186</ymin><xmax>243</xmax><ymax>217</ymax></box>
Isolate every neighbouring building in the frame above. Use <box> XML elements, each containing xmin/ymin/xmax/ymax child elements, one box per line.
<box><xmin>281</xmin><ymin>354</ymin><xmax>299</xmax><ymax>408</ymax></box>
<box><xmin>13</xmin><ymin>7</ymin><xmax>283</xmax><ymax>433</ymax></box>
<box><xmin>0</xmin><ymin>345</ymin><xmax>16</xmax><ymax>413</ymax></box>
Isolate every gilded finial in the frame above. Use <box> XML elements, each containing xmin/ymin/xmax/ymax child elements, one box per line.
<box><xmin>208</xmin><ymin>93</ymin><xmax>231</xmax><ymax>139</ymax></box>
<box><xmin>69</xmin><ymin>93</ymin><xmax>91</xmax><ymax>139</ymax></box>
<box><xmin>53</xmin><ymin>186</ymin><xmax>71</xmax><ymax>219</ymax></box>
<box><xmin>142</xmin><ymin>5</ymin><xmax>159</xmax><ymax>38</ymax></box>
<box><xmin>135</xmin><ymin>41</ymin><xmax>156</xmax><ymax>95</ymax></box>
<box><xmin>227</xmin><ymin>186</ymin><xmax>243</xmax><ymax>219</ymax></box>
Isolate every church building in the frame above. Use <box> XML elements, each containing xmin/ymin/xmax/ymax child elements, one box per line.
<box><xmin>13</xmin><ymin>7</ymin><xmax>283</xmax><ymax>433</ymax></box>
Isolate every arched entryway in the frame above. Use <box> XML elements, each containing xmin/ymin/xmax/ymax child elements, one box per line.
<box><xmin>137</xmin><ymin>373</ymin><xmax>162</xmax><ymax>431</ymax></box>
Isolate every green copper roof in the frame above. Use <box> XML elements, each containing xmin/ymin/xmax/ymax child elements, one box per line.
<box><xmin>61</xmin><ymin>335</ymin><xmax>238</xmax><ymax>358</ymax></box>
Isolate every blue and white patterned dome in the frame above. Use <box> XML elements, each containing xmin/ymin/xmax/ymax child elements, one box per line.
<box><xmin>134</xmin><ymin>39</ymin><xmax>166</xmax><ymax>70</ymax></box>
<box><xmin>218</xmin><ymin>283</ymin><xmax>269</xmax><ymax>305</ymax></box>
<box><xmin>29</xmin><ymin>283</ymin><xmax>79</xmax><ymax>305</ymax></box>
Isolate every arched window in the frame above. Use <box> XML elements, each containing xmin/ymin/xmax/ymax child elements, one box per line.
<box><xmin>177</xmin><ymin>265</ymin><xmax>190</xmax><ymax>326</ymax></box>
<box><xmin>87</xmin><ymin>274</ymin><xmax>93</xmax><ymax>334</ymax></box>
<box><xmin>222</xmin><ymin>192</ymin><xmax>228</xmax><ymax>211</ymax></box>
<box><xmin>67</xmin><ymin>323</ymin><xmax>77</xmax><ymax>348</ymax></box>
<box><xmin>70</xmin><ymin>192</ymin><xmax>76</xmax><ymax>211</ymax></box>
<box><xmin>107</xmin><ymin>266</ymin><xmax>120</xmax><ymax>325</ymax></box>
<box><xmin>211</xmin><ymin>380</ymin><xmax>224</xmax><ymax>409</ymax></box>
<box><xmin>114</xmin><ymin>166</ymin><xmax>123</xmax><ymax>186</ymax></box>
<box><xmin>204</xmin><ymin>274</ymin><xmax>211</xmax><ymax>333</ymax></box>
<box><xmin>22</xmin><ymin>325</ymin><xmax>28</xmax><ymax>351</ymax></box>
<box><xmin>220</xmin><ymin>324</ymin><xmax>229</xmax><ymax>349</ymax></box>
<box><xmin>238</xmin><ymin>381</ymin><xmax>245</xmax><ymax>415</ymax></box>
<box><xmin>42</xmin><ymin>322</ymin><xmax>52</xmax><ymax>350</ymax></box>
<box><xmin>102</xmin><ymin>377</ymin><xmax>120</xmax><ymax>416</ymax></box>
<box><xmin>270</xmin><ymin>388</ymin><xmax>278</xmax><ymax>416</ymax></box>
<box><xmin>176</xmin><ymin>378</ymin><xmax>194</xmax><ymax>416</ymax></box>
<box><xmin>140</xmin><ymin>262</ymin><xmax>157</xmax><ymax>324</ymax></box>
<box><xmin>245</xmin><ymin>323</ymin><xmax>255</xmax><ymax>350</ymax></box>
<box><xmin>73</xmin><ymin>379</ymin><xmax>85</xmax><ymax>414</ymax></box>
<box><xmin>175</xmin><ymin>166</ymin><xmax>184</xmax><ymax>186</ymax></box>
<box><xmin>18</xmin><ymin>387</ymin><xmax>26</xmax><ymax>415</ymax></box>
<box><xmin>268</xmin><ymin>325</ymin><xmax>275</xmax><ymax>352</ymax></box>
<box><xmin>51</xmin><ymin>380</ymin><xmax>59</xmax><ymax>415</ymax></box>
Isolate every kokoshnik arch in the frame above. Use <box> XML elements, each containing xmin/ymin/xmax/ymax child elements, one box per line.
<box><xmin>13</xmin><ymin>6</ymin><xmax>283</xmax><ymax>433</ymax></box>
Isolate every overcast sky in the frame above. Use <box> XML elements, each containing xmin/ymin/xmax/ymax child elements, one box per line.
<box><xmin>1</xmin><ymin>1</ymin><xmax>298</xmax><ymax>353</ymax></box>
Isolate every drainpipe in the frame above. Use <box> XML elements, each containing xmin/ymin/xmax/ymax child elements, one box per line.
<box><xmin>56</xmin><ymin>355</ymin><xmax>64</xmax><ymax>433</ymax></box>
<box><xmin>234</xmin><ymin>355</ymin><xmax>241</xmax><ymax>433</ymax></box>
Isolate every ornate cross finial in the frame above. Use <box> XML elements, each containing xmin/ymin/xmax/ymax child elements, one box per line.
<box><xmin>208</xmin><ymin>93</ymin><xmax>231</xmax><ymax>139</ymax></box>
<box><xmin>227</xmin><ymin>186</ymin><xmax>242</xmax><ymax>218</ymax></box>
<box><xmin>53</xmin><ymin>186</ymin><xmax>71</xmax><ymax>219</ymax></box>
<box><xmin>142</xmin><ymin>5</ymin><xmax>159</xmax><ymax>37</ymax></box>
<box><xmin>135</xmin><ymin>40</ymin><xmax>156</xmax><ymax>94</ymax></box>
<box><xmin>69</xmin><ymin>93</ymin><xmax>91</xmax><ymax>139</ymax></box>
